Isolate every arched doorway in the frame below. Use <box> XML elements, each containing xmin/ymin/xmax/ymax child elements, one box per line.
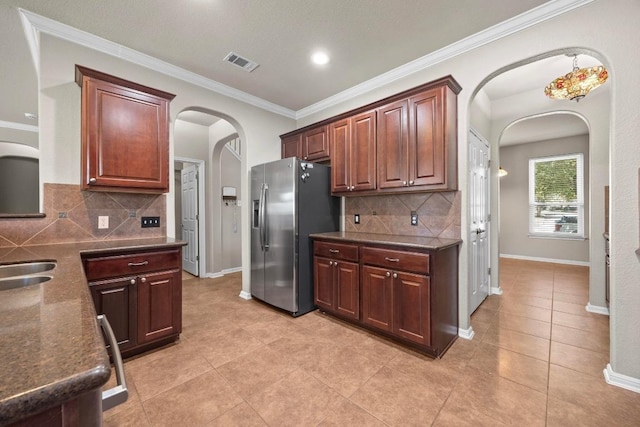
<box><xmin>465</xmin><ymin>50</ymin><xmax>610</xmax><ymax>331</ymax></box>
<box><xmin>173</xmin><ymin>109</ymin><xmax>244</xmax><ymax>279</ymax></box>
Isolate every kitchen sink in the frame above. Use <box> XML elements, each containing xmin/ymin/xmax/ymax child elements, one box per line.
<box><xmin>0</xmin><ymin>275</ymin><xmax>52</xmax><ymax>291</ymax></box>
<box><xmin>0</xmin><ymin>261</ymin><xmax>56</xmax><ymax>279</ymax></box>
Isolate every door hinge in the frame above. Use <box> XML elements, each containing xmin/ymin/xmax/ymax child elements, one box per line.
<box><xmin>487</xmin><ymin>159</ymin><xmax>491</xmax><ymax>168</ymax></box>
<box><xmin>196</xmin><ymin>255</ymin><xmax>199</xmax><ymax>261</ymax></box>
<box><xmin>487</xmin><ymin>214</ymin><xmax>491</xmax><ymax>222</ymax></box>
<box><xmin>196</xmin><ymin>214</ymin><xmax>199</xmax><ymax>221</ymax></box>
<box><xmin>488</xmin><ymin>267</ymin><xmax>491</xmax><ymax>275</ymax></box>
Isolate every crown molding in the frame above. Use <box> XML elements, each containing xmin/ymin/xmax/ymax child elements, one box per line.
<box><xmin>296</xmin><ymin>0</ymin><xmax>595</xmax><ymax>119</ymax></box>
<box><xmin>0</xmin><ymin>120</ymin><xmax>39</xmax><ymax>133</ymax></box>
<box><xmin>19</xmin><ymin>1</ymin><xmax>594</xmax><ymax>122</ymax></box>
<box><xmin>18</xmin><ymin>9</ymin><xmax>296</xmax><ymax>120</ymax></box>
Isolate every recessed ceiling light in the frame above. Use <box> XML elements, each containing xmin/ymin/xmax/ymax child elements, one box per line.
<box><xmin>311</xmin><ymin>51</ymin><xmax>329</xmax><ymax>66</ymax></box>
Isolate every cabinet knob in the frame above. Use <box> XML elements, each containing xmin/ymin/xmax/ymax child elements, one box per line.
<box><xmin>89</xmin><ymin>177</ymin><xmax>97</xmax><ymax>184</ymax></box>
<box><xmin>140</xmin><ymin>277</ymin><xmax>147</xmax><ymax>283</ymax></box>
<box><xmin>386</xmin><ymin>271</ymin><xmax>391</xmax><ymax>277</ymax></box>
<box><xmin>304</xmin><ymin>156</ymin><xmax>308</xmax><ymax>160</ymax></box>
<box><xmin>393</xmin><ymin>273</ymin><xmax>398</xmax><ymax>279</ymax></box>
<box><xmin>130</xmin><ymin>279</ymin><xmax>136</xmax><ymax>285</ymax></box>
<box><xmin>403</xmin><ymin>181</ymin><xmax>407</xmax><ymax>186</ymax></box>
<box><xmin>350</xmin><ymin>186</ymin><xmax>355</xmax><ymax>190</ymax></box>
<box><xmin>409</xmin><ymin>180</ymin><xmax>414</xmax><ymax>185</ymax></box>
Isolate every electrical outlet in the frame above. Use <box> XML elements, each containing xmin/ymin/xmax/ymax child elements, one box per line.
<box><xmin>98</xmin><ymin>216</ymin><xmax>109</xmax><ymax>229</ymax></box>
<box><xmin>410</xmin><ymin>211</ymin><xmax>418</xmax><ymax>226</ymax></box>
<box><xmin>354</xmin><ymin>214</ymin><xmax>360</xmax><ymax>224</ymax></box>
<box><xmin>141</xmin><ymin>216</ymin><xmax>160</xmax><ymax>228</ymax></box>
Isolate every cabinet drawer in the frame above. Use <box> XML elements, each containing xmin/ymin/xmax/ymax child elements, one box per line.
<box><xmin>361</xmin><ymin>247</ymin><xmax>429</xmax><ymax>275</ymax></box>
<box><xmin>84</xmin><ymin>248</ymin><xmax>181</xmax><ymax>281</ymax></box>
<box><xmin>314</xmin><ymin>241</ymin><xmax>359</xmax><ymax>262</ymax></box>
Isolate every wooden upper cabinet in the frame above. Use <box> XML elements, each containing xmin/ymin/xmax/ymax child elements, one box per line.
<box><xmin>76</xmin><ymin>65</ymin><xmax>176</xmax><ymax>193</ymax></box>
<box><xmin>377</xmin><ymin>82</ymin><xmax>458</xmax><ymax>192</ymax></box>
<box><xmin>330</xmin><ymin>111</ymin><xmax>376</xmax><ymax>194</ymax></box>
<box><xmin>280</xmin><ymin>125</ymin><xmax>329</xmax><ymax>162</ymax></box>
<box><xmin>377</xmin><ymin>100</ymin><xmax>409</xmax><ymax>189</ymax></box>
<box><xmin>281</xmin><ymin>133</ymin><xmax>302</xmax><ymax>159</ymax></box>
<box><xmin>302</xmin><ymin>125</ymin><xmax>329</xmax><ymax>161</ymax></box>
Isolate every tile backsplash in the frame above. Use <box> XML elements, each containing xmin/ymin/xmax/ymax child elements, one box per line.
<box><xmin>0</xmin><ymin>183</ymin><xmax>166</xmax><ymax>247</ymax></box>
<box><xmin>344</xmin><ymin>191</ymin><xmax>460</xmax><ymax>239</ymax></box>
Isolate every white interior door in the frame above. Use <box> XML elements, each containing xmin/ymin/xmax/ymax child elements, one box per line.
<box><xmin>469</xmin><ymin>129</ymin><xmax>490</xmax><ymax>314</ymax></box>
<box><xmin>181</xmin><ymin>164</ymin><xmax>199</xmax><ymax>276</ymax></box>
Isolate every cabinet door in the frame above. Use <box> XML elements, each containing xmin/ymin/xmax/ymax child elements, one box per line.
<box><xmin>393</xmin><ymin>271</ymin><xmax>430</xmax><ymax>345</ymax></box>
<box><xmin>314</xmin><ymin>256</ymin><xmax>335</xmax><ymax>311</ymax></box>
<box><xmin>282</xmin><ymin>134</ymin><xmax>302</xmax><ymax>159</ymax></box>
<box><xmin>81</xmin><ymin>78</ymin><xmax>170</xmax><ymax>192</ymax></box>
<box><xmin>351</xmin><ymin>111</ymin><xmax>377</xmax><ymax>191</ymax></box>
<box><xmin>408</xmin><ymin>87</ymin><xmax>445</xmax><ymax>187</ymax></box>
<box><xmin>302</xmin><ymin>125</ymin><xmax>330</xmax><ymax>161</ymax></box>
<box><xmin>138</xmin><ymin>270</ymin><xmax>181</xmax><ymax>343</ymax></box>
<box><xmin>90</xmin><ymin>277</ymin><xmax>137</xmax><ymax>351</ymax></box>
<box><xmin>329</xmin><ymin>119</ymin><xmax>351</xmax><ymax>193</ymax></box>
<box><xmin>362</xmin><ymin>265</ymin><xmax>393</xmax><ymax>332</ymax></box>
<box><xmin>377</xmin><ymin>100</ymin><xmax>409</xmax><ymax>189</ymax></box>
<box><xmin>335</xmin><ymin>261</ymin><xmax>360</xmax><ymax>320</ymax></box>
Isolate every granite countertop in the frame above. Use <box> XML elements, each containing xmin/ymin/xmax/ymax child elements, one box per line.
<box><xmin>309</xmin><ymin>231</ymin><xmax>462</xmax><ymax>250</ymax></box>
<box><xmin>0</xmin><ymin>237</ymin><xmax>186</xmax><ymax>425</ymax></box>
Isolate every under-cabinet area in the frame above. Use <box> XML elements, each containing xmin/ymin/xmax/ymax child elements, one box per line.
<box><xmin>311</xmin><ymin>232</ymin><xmax>461</xmax><ymax>358</ymax></box>
<box><xmin>281</xmin><ymin>76</ymin><xmax>460</xmax><ymax>195</ymax></box>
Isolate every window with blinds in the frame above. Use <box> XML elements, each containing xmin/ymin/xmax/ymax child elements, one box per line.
<box><xmin>528</xmin><ymin>153</ymin><xmax>584</xmax><ymax>237</ymax></box>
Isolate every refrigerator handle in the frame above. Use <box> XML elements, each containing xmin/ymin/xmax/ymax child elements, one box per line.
<box><xmin>263</xmin><ymin>184</ymin><xmax>269</xmax><ymax>249</ymax></box>
<box><xmin>258</xmin><ymin>183</ymin><xmax>265</xmax><ymax>250</ymax></box>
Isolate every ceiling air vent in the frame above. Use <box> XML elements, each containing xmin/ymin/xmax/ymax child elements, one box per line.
<box><xmin>223</xmin><ymin>52</ymin><xmax>259</xmax><ymax>72</ymax></box>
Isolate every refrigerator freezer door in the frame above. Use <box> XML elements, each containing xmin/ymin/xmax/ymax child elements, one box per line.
<box><xmin>250</xmin><ymin>164</ymin><xmax>265</xmax><ymax>301</ymax></box>
<box><xmin>264</xmin><ymin>158</ymin><xmax>298</xmax><ymax>313</ymax></box>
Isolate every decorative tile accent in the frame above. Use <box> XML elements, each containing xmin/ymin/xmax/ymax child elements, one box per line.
<box><xmin>0</xmin><ymin>183</ymin><xmax>166</xmax><ymax>247</ymax></box>
<box><xmin>345</xmin><ymin>191</ymin><xmax>460</xmax><ymax>239</ymax></box>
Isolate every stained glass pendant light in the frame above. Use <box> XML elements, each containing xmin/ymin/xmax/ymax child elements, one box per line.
<box><xmin>544</xmin><ymin>55</ymin><xmax>608</xmax><ymax>102</ymax></box>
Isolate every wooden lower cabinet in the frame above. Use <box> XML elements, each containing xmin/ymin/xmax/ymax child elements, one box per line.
<box><xmin>89</xmin><ymin>276</ymin><xmax>137</xmax><ymax>352</ymax></box>
<box><xmin>314</xmin><ymin>256</ymin><xmax>359</xmax><ymax>320</ymax></box>
<box><xmin>84</xmin><ymin>247</ymin><xmax>182</xmax><ymax>358</ymax></box>
<box><xmin>313</xmin><ymin>238</ymin><xmax>458</xmax><ymax>358</ymax></box>
<box><xmin>9</xmin><ymin>388</ymin><xmax>102</xmax><ymax>427</ymax></box>
<box><xmin>138</xmin><ymin>270</ymin><xmax>182</xmax><ymax>343</ymax></box>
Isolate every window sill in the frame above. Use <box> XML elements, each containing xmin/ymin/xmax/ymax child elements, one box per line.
<box><xmin>528</xmin><ymin>234</ymin><xmax>588</xmax><ymax>241</ymax></box>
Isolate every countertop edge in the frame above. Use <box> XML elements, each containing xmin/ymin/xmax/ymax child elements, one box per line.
<box><xmin>309</xmin><ymin>232</ymin><xmax>463</xmax><ymax>251</ymax></box>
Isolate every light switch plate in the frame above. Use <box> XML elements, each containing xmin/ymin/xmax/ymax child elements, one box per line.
<box><xmin>354</xmin><ymin>214</ymin><xmax>360</xmax><ymax>224</ymax></box>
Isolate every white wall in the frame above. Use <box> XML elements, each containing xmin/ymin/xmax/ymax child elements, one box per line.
<box><xmin>220</xmin><ymin>146</ymin><xmax>242</xmax><ymax>270</ymax></box>
<box><xmin>500</xmin><ymin>134</ymin><xmax>590</xmax><ymax>263</ymax></box>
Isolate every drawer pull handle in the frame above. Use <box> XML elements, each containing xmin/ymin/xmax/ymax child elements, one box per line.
<box><xmin>385</xmin><ymin>257</ymin><xmax>400</xmax><ymax>262</ymax></box>
<box><xmin>328</xmin><ymin>249</ymin><xmax>340</xmax><ymax>253</ymax></box>
<box><xmin>128</xmin><ymin>261</ymin><xmax>149</xmax><ymax>267</ymax></box>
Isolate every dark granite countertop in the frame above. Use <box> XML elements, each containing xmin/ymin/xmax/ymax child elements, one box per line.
<box><xmin>309</xmin><ymin>231</ymin><xmax>462</xmax><ymax>251</ymax></box>
<box><xmin>0</xmin><ymin>237</ymin><xmax>186</xmax><ymax>425</ymax></box>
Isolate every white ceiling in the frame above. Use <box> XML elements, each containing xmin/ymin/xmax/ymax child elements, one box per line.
<box><xmin>0</xmin><ymin>0</ymin><xmax>603</xmax><ymax>146</ymax></box>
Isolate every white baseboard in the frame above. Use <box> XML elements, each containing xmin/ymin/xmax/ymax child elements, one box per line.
<box><xmin>604</xmin><ymin>363</ymin><xmax>640</xmax><ymax>394</ymax></box>
<box><xmin>238</xmin><ymin>290</ymin><xmax>252</xmax><ymax>300</ymax></box>
<box><xmin>586</xmin><ymin>303</ymin><xmax>610</xmax><ymax>316</ymax></box>
<box><xmin>205</xmin><ymin>272</ymin><xmax>224</xmax><ymax>279</ymax></box>
<box><xmin>458</xmin><ymin>326</ymin><xmax>475</xmax><ymax>340</ymax></box>
<box><xmin>500</xmin><ymin>253</ymin><xmax>590</xmax><ymax>267</ymax></box>
<box><xmin>490</xmin><ymin>286</ymin><xmax>503</xmax><ymax>295</ymax></box>
<box><xmin>222</xmin><ymin>266</ymin><xmax>242</xmax><ymax>274</ymax></box>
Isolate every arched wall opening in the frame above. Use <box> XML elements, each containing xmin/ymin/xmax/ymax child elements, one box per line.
<box><xmin>173</xmin><ymin>107</ymin><xmax>245</xmax><ymax>279</ymax></box>
<box><xmin>466</xmin><ymin>47</ymin><xmax>610</xmax><ymax>333</ymax></box>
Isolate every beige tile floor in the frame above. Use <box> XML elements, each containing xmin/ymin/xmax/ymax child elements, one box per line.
<box><xmin>103</xmin><ymin>259</ymin><xmax>640</xmax><ymax>426</ymax></box>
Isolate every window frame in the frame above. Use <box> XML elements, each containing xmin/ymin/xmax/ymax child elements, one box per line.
<box><xmin>528</xmin><ymin>153</ymin><xmax>585</xmax><ymax>238</ymax></box>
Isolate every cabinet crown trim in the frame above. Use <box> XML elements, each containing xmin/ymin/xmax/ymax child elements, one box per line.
<box><xmin>75</xmin><ymin>65</ymin><xmax>176</xmax><ymax>101</ymax></box>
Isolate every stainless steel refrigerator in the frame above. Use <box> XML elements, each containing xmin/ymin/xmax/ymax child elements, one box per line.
<box><xmin>251</xmin><ymin>157</ymin><xmax>339</xmax><ymax>316</ymax></box>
